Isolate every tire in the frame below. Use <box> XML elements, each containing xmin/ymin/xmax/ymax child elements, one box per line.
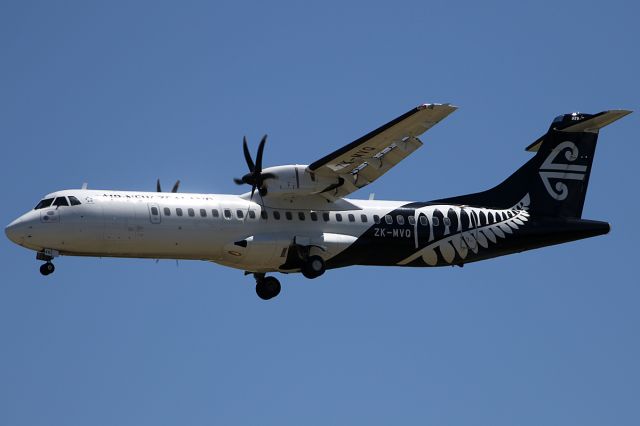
<box><xmin>256</xmin><ymin>277</ymin><xmax>281</xmax><ymax>300</ymax></box>
<box><xmin>302</xmin><ymin>255</ymin><xmax>325</xmax><ymax>279</ymax></box>
<box><xmin>40</xmin><ymin>263</ymin><xmax>54</xmax><ymax>276</ymax></box>
<box><xmin>255</xmin><ymin>280</ymin><xmax>270</xmax><ymax>300</ymax></box>
<box><xmin>264</xmin><ymin>276</ymin><xmax>281</xmax><ymax>299</ymax></box>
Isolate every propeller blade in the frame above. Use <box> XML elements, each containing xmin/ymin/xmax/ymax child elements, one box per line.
<box><xmin>171</xmin><ymin>180</ymin><xmax>180</xmax><ymax>193</ymax></box>
<box><xmin>260</xmin><ymin>172</ymin><xmax>277</xmax><ymax>180</ymax></box>
<box><xmin>250</xmin><ymin>184</ymin><xmax>257</xmax><ymax>202</ymax></box>
<box><xmin>233</xmin><ymin>177</ymin><xmax>245</xmax><ymax>185</ymax></box>
<box><xmin>255</xmin><ymin>135</ymin><xmax>267</xmax><ymax>172</ymax></box>
<box><xmin>242</xmin><ymin>136</ymin><xmax>255</xmax><ymax>172</ymax></box>
<box><xmin>156</xmin><ymin>179</ymin><xmax>162</xmax><ymax>192</ymax></box>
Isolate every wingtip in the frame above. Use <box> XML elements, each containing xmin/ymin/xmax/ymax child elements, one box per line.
<box><xmin>417</xmin><ymin>103</ymin><xmax>459</xmax><ymax>111</ymax></box>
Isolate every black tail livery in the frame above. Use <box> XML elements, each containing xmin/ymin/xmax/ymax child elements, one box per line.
<box><xmin>437</xmin><ymin>110</ymin><xmax>631</xmax><ymax>218</ymax></box>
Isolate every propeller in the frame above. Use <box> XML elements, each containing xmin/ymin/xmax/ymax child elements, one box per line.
<box><xmin>234</xmin><ymin>135</ymin><xmax>275</xmax><ymax>201</ymax></box>
<box><xmin>156</xmin><ymin>179</ymin><xmax>181</xmax><ymax>193</ymax></box>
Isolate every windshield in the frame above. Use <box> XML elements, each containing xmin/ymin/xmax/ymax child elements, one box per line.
<box><xmin>52</xmin><ymin>197</ymin><xmax>69</xmax><ymax>207</ymax></box>
<box><xmin>34</xmin><ymin>198</ymin><xmax>54</xmax><ymax>210</ymax></box>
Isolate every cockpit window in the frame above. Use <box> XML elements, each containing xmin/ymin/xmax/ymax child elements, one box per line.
<box><xmin>53</xmin><ymin>197</ymin><xmax>69</xmax><ymax>207</ymax></box>
<box><xmin>68</xmin><ymin>196</ymin><xmax>81</xmax><ymax>206</ymax></box>
<box><xmin>34</xmin><ymin>198</ymin><xmax>54</xmax><ymax>209</ymax></box>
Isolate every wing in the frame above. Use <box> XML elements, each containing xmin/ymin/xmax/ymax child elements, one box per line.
<box><xmin>308</xmin><ymin>103</ymin><xmax>457</xmax><ymax>199</ymax></box>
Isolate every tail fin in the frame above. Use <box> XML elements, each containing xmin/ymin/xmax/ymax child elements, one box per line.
<box><xmin>436</xmin><ymin>110</ymin><xmax>631</xmax><ymax>218</ymax></box>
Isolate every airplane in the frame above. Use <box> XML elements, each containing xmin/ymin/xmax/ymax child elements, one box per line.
<box><xmin>5</xmin><ymin>104</ymin><xmax>631</xmax><ymax>300</ymax></box>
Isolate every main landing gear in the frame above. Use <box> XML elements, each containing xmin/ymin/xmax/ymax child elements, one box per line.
<box><xmin>254</xmin><ymin>273</ymin><xmax>281</xmax><ymax>300</ymax></box>
<box><xmin>301</xmin><ymin>255</ymin><xmax>325</xmax><ymax>279</ymax></box>
<box><xmin>250</xmin><ymin>253</ymin><xmax>326</xmax><ymax>300</ymax></box>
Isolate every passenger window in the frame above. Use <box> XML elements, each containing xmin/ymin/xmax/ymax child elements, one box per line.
<box><xmin>34</xmin><ymin>198</ymin><xmax>54</xmax><ymax>209</ymax></box>
<box><xmin>373</xmin><ymin>215</ymin><xmax>380</xmax><ymax>224</ymax></box>
<box><xmin>408</xmin><ymin>216</ymin><xmax>415</xmax><ymax>225</ymax></box>
<box><xmin>384</xmin><ymin>215</ymin><xmax>393</xmax><ymax>224</ymax></box>
<box><xmin>310</xmin><ymin>212</ymin><xmax>318</xmax><ymax>221</ymax></box>
<box><xmin>298</xmin><ymin>212</ymin><xmax>305</xmax><ymax>221</ymax></box>
<box><xmin>336</xmin><ymin>213</ymin><xmax>343</xmax><ymax>222</ymax></box>
<box><xmin>273</xmin><ymin>211</ymin><xmax>281</xmax><ymax>220</ymax></box>
<box><xmin>176</xmin><ymin>208</ymin><xmax>183</xmax><ymax>216</ymax></box>
<box><xmin>68</xmin><ymin>196</ymin><xmax>82</xmax><ymax>206</ymax></box>
<box><xmin>151</xmin><ymin>206</ymin><xmax>159</xmax><ymax>216</ymax></box>
<box><xmin>200</xmin><ymin>209</ymin><xmax>207</xmax><ymax>217</ymax></box>
<box><xmin>212</xmin><ymin>209</ymin><xmax>220</xmax><ymax>218</ymax></box>
<box><xmin>432</xmin><ymin>217</ymin><xmax>440</xmax><ymax>226</ymax></box>
<box><xmin>322</xmin><ymin>212</ymin><xmax>330</xmax><ymax>222</ymax></box>
<box><xmin>188</xmin><ymin>208</ymin><xmax>195</xmax><ymax>217</ymax></box>
<box><xmin>360</xmin><ymin>214</ymin><xmax>368</xmax><ymax>223</ymax></box>
<box><xmin>53</xmin><ymin>197</ymin><xmax>69</xmax><ymax>207</ymax></box>
<box><xmin>285</xmin><ymin>211</ymin><xmax>292</xmax><ymax>220</ymax></box>
<box><xmin>261</xmin><ymin>210</ymin><xmax>268</xmax><ymax>219</ymax></box>
<box><xmin>224</xmin><ymin>209</ymin><xmax>232</xmax><ymax>219</ymax></box>
<box><xmin>237</xmin><ymin>210</ymin><xmax>244</xmax><ymax>219</ymax></box>
<box><xmin>164</xmin><ymin>207</ymin><xmax>171</xmax><ymax>216</ymax></box>
<box><xmin>249</xmin><ymin>210</ymin><xmax>256</xmax><ymax>219</ymax></box>
<box><xmin>443</xmin><ymin>217</ymin><xmax>451</xmax><ymax>226</ymax></box>
<box><xmin>396</xmin><ymin>215</ymin><xmax>405</xmax><ymax>225</ymax></box>
<box><xmin>348</xmin><ymin>214</ymin><xmax>355</xmax><ymax>222</ymax></box>
<box><xmin>419</xmin><ymin>216</ymin><xmax>428</xmax><ymax>226</ymax></box>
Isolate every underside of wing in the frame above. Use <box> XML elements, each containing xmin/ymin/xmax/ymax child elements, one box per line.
<box><xmin>307</xmin><ymin>103</ymin><xmax>457</xmax><ymax>199</ymax></box>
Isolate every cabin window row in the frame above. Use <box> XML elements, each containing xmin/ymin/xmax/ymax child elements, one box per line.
<box><xmin>157</xmin><ymin>207</ymin><xmax>384</xmax><ymax>223</ymax></box>
<box><xmin>159</xmin><ymin>207</ymin><xmax>258</xmax><ymax>220</ymax></box>
<box><xmin>154</xmin><ymin>207</ymin><xmax>450</xmax><ymax>226</ymax></box>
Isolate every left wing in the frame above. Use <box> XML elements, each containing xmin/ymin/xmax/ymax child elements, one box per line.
<box><xmin>308</xmin><ymin>103</ymin><xmax>457</xmax><ymax>199</ymax></box>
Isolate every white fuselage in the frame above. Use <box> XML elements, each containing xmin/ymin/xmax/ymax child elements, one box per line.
<box><xmin>6</xmin><ymin>189</ymin><xmax>407</xmax><ymax>273</ymax></box>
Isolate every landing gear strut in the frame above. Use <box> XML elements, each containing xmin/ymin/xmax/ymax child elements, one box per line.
<box><xmin>254</xmin><ymin>273</ymin><xmax>281</xmax><ymax>300</ymax></box>
<box><xmin>40</xmin><ymin>262</ymin><xmax>55</xmax><ymax>276</ymax></box>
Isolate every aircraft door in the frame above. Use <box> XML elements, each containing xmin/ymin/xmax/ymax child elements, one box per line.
<box><xmin>148</xmin><ymin>203</ymin><xmax>161</xmax><ymax>224</ymax></box>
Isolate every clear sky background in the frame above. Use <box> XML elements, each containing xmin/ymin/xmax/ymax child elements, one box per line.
<box><xmin>1</xmin><ymin>1</ymin><xmax>638</xmax><ymax>425</ymax></box>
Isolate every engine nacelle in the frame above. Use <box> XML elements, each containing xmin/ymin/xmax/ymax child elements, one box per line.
<box><xmin>260</xmin><ymin>165</ymin><xmax>341</xmax><ymax>197</ymax></box>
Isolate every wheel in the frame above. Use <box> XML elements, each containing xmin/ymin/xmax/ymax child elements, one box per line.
<box><xmin>40</xmin><ymin>262</ymin><xmax>55</xmax><ymax>276</ymax></box>
<box><xmin>255</xmin><ymin>276</ymin><xmax>281</xmax><ymax>300</ymax></box>
<box><xmin>301</xmin><ymin>255</ymin><xmax>325</xmax><ymax>279</ymax></box>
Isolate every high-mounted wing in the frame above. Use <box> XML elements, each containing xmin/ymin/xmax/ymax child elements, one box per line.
<box><xmin>307</xmin><ymin>103</ymin><xmax>457</xmax><ymax>199</ymax></box>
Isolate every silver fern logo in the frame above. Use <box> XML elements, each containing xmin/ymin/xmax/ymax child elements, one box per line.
<box><xmin>398</xmin><ymin>194</ymin><xmax>531</xmax><ymax>266</ymax></box>
<box><xmin>539</xmin><ymin>141</ymin><xmax>587</xmax><ymax>200</ymax></box>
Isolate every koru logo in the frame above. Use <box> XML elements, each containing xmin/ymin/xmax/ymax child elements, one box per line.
<box><xmin>539</xmin><ymin>141</ymin><xmax>587</xmax><ymax>200</ymax></box>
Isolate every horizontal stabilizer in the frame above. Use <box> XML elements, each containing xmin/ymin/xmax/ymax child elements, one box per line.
<box><xmin>526</xmin><ymin>110</ymin><xmax>632</xmax><ymax>152</ymax></box>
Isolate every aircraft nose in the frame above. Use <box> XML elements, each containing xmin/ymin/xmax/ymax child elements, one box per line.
<box><xmin>5</xmin><ymin>217</ymin><xmax>26</xmax><ymax>245</ymax></box>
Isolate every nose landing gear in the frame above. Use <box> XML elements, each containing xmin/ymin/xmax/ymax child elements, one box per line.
<box><xmin>36</xmin><ymin>249</ymin><xmax>58</xmax><ymax>276</ymax></box>
<box><xmin>39</xmin><ymin>262</ymin><xmax>55</xmax><ymax>276</ymax></box>
<box><xmin>254</xmin><ymin>273</ymin><xmax>281</xmax><ymax>300</ymax></box>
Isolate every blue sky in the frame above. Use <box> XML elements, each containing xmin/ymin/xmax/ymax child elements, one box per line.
<box><xmin>1</xmin><ymin>1</ymin><xmax>638</xmax><ymax>424</ymax></box>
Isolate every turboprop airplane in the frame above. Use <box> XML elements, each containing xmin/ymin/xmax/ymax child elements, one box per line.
<box><xmin>5</xmin><ymin>104</ymin><xmax>631</xmax><ymax>300</ymax></box>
